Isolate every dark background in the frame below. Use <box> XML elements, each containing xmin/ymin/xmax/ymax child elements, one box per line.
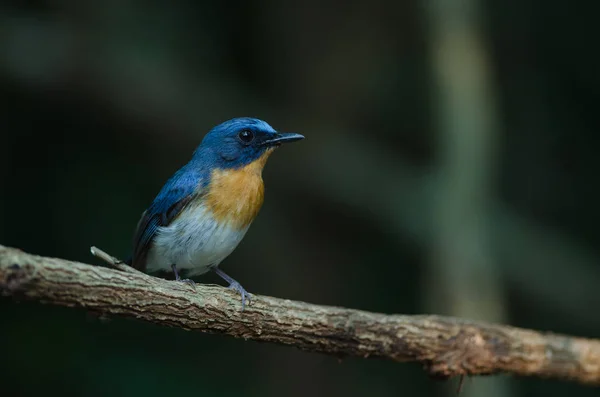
<box><xmin>1</xmin><ymin>1</ymin><xmax>599</xmax><ymax>397</ymax></box>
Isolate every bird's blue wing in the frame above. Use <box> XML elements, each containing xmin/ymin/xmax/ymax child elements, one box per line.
<box><xmin>130</xmin><ymin>166</ymin><xmax>204</xmax><ymax>271</ymax></box>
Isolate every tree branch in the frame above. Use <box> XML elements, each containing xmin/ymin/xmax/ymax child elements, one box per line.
<box><xmin>1</xmin><ymin>244</ymin><xmax>599</xmax><ymax>386</ymax></box>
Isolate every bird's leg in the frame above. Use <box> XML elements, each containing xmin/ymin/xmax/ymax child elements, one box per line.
<box><xmin>171</xmin><ymin>264</ymin><xmax>196</xmax><ymax>288</ymax></box>
<box><xmin>213</xmin><ymin>267</ymin><xmax>251</xmax><ymax>310</ymax></box>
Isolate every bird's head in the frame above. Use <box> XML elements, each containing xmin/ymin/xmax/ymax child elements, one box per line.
<box><xmin>195</xmin><ymin>117</ymin><xmax>304</xmax><ymax>170</ymax></box>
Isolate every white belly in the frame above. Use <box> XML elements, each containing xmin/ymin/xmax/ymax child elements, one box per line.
<box><xmin>145</xmin><ymin>203</ymin><xmax>249</xmax><ymax>276</ymax></box>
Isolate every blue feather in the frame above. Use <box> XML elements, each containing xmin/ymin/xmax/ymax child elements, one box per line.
<box><xmin>131</xmin><ymin>163</ymin><xmax>208</xmax><ymax>270</ymax></box>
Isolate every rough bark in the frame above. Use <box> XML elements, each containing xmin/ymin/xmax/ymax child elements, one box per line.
<box><xmin>1</xmin><ymin>244</ymin><xmax>599</xmax><ymax>386</ymax></box>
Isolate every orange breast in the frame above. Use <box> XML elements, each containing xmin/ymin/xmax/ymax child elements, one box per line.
<box><xmin>204</xmin><ymin>148</ymin><xmax>274</xmax><ymax>230</ymax></box>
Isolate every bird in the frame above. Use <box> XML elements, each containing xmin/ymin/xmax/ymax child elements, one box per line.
<box><xmin>127</xmin><ymin>117</ymin><xmax>304</xmax><ymax>309</ymax></box>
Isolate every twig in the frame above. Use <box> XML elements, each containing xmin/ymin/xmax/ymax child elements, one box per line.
<box><xmin>1</xmin><ymin>244</ymin><xmax>599</xmax><ymax>386</ymax></box>
<box><xmin>456</xmin><ymin>375</ymin><xmax>466</xmax><ymax>394</ymax></box>
<box><xmin>89</xmin><ymin>245</ymin><xmax>144</xmax><ymax>276</ymax></box>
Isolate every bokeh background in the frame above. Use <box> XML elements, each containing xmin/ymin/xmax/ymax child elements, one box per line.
<box><xmin>2</xmin><ymin>1</ymin><xmax>599</xmax><ymax>397</ymax></box>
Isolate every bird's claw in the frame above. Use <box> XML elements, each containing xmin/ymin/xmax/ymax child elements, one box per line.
<box><xmin>228</xmin><ymin>281</ymin><xmax>252</xmax><ymax>310</ymax></box>
<box><xmin>171</xmin><ymin>264</ymin><xmax>195</xmax><ymax>288</ymax></box>
<box><xmin>176</xmin><ymin>278</ymin><xmax>196</xmax><ymax>288</ymax></box>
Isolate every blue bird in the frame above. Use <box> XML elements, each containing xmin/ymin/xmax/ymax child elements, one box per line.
<box><xmin>128</xmin><ymin>117</ymin><xmax>304</xmax><ymax>309</ymax></box>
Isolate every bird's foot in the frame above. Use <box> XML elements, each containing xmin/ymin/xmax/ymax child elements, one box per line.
<box><xmin>171</xmin><ymin>264</ymin><xmax>195</xmax><ymax>289</ymax></box>
<box><xmin>177</xmin><ymin>278</ymin><xmax>196</xmax><ymax>288</ymax></box>
<box><xmin>227</xmin><ymin>280</ymin><xmax>252</xmax><ymax>311</ymax></box>
<box><xmin>212</xmin><ymin>267</ymin><xmax>251</xmax><ymax>310</ymax></box>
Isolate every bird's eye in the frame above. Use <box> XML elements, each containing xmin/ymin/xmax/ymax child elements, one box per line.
<box><xmin>238</xmin><ymin>129</ymin><xmax>255</xmax><ymax>144</ymax></box>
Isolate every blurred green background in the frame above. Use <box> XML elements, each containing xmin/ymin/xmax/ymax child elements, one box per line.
<box><xmin>1</xmin><ymin>1</ymin><xmax>599</xmax><ymax>397</ymax></box>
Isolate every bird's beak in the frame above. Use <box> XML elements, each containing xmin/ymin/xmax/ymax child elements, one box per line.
<box><xmin>261</xmin><ymin>132</ymin><xmax>305</xmax><ymax>147</ymax></box>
